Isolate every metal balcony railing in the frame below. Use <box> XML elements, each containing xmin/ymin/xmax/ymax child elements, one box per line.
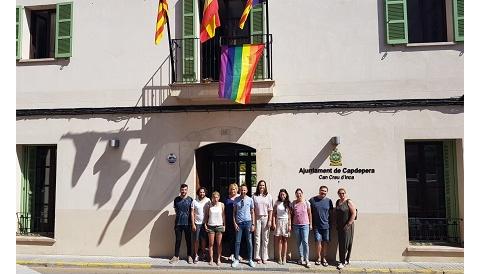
<box><xmin>171</xmin><ymin>34</ymin><xmax>273</xmax><ymax>84</ymax></box>
<box><xmin>408</xmin><ymin>217</ymin><xmax>463</xmax><ymax>246</ymax></box>
<box><xmin>16</xmin><ymin>212</ymin><xmax>54</xmax><ymax>237</ymax></box>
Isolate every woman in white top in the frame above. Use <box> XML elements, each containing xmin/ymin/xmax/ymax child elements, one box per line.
<box><xmin>271</xmin><ymin>189</ymin><xmax>291</xmax><ymax>265</ymax></box>
<box><xmin>204</xmin><ymin>191</ymin><xmax>225</xmax><ymax>266</ymax></box>
<box><xmin>252</xmin><ymin>180</ymin><xmax>273</xmax><ymax>264</ymax></box>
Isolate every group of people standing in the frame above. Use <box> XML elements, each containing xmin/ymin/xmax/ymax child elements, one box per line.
<box><xmin>169</xmin><ymin>181</ymin><xmax>356</xmax><ymax>270</ymax></box>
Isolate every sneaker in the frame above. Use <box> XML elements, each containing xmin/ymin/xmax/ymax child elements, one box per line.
<box><xmin>187</xmin><ymin>256</ymin><xmax>193</xmax><ymax>264</ymax></box>
<box><xmin>248</xmin><ymin>260</ymin><xmax>256</xmax><ymax>268</ymax></box>
<box><xmin>169</xmin><ymin>256</ymin><xmax>179</xmax><ymax>264</ymax></box>
<box><xmin>345</xmin><ymin>260</ymin><xmax>350</xmax><ymax>265</ymax></box>
<box><xmin>321</xmin><ymin>258</ymin><xmax>329</xmax><ymax>267</ymax></box>
<box><xmin>337</xmin><ymin>263</ymin><xmax>345</xmax><ymax>269</ymax></box>
<box><xmin>305</xmin><ymin>261</ymin><xmax>311</xmax><ymax>268</ymax></box>
<box><xmin>315</xmin><ymin>260</ymin><xmax>321</xmax><ymax>265</ymax></box>
<box><xmin>194</xmin><ymin>255</ymin><xmax>199</xmax><ymax>264</ymax></box>
<box><xmin>298</xmin><ymin>257</ymin><xmax>304</xmax><ymax>265</ymax></box>
<box><xmin>229</xmin><ymin>254</ymin><xmax>235</xmax><ymax>262</ymax></box>
<box><xmin>231</xmin><ymin>259</ymin><xmax>239</xmax><ymax>268</ymax></box>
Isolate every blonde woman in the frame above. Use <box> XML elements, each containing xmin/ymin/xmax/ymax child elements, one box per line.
<box><xmin>271</xmin><ymin>189</ymin><xmax>291</xmax><ymax>265</ymax></box>
<box><xmin>335</xmin><ymin>188</ymin><xmax>356</xmax><ymax>270</ymax></box>
<box><xmin>204</xmin><ymin>191</ymin><xmax>225</xmax><ymax>266</ymax></box>
<box><xmin>224</xmin><ymin>183</ymin><xmax>239</xmax><ymax>261</ymax></box>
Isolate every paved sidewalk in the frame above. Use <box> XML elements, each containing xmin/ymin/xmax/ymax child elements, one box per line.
<box><xmin>17</xmin><ymin>254</ymin><xmax>464</xmax><ymax>273</ymax></box>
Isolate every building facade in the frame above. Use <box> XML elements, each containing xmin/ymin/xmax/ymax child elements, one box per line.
<box><xmin>16</xmin><ymin>0</ymin><xmax>464</xmax><ymax>262</ymax></box>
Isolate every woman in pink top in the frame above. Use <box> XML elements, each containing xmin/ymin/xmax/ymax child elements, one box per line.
<box><xmin>252</xmin><ymin>180</ymin><xmax>273</xmax><ymax>264</ymax></box>
<box><xmin>291</xmin><ymin>188</ymin><xmax>312</xmax><ymax>268</ymax></box>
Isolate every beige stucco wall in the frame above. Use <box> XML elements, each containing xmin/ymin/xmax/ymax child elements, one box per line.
<box><xmin>16</xmin><ymin>106</ymin><xmax>463</xmax><ymax>261</ymax></box>
<box><xmin>16</xmin><ymin>0</ymin><xmax>464</xmax><ymax>109</ymax></box>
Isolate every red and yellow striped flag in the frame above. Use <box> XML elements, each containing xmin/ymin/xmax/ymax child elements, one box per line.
<box><xmin>200</xmin><ymin>0</ymin><xmax>221</xmax><ymax>43</ymax></box>
<box><xmin>239</xmin><ymin>0</ymin><xmax>261</xmax><ymax>29</ymax></box>
<box><xmin>155</xmin><ymin>0</ymin><xmax>168</xmax><ymax>45</ymax></box>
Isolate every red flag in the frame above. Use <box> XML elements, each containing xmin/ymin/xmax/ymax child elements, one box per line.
<box><xmin>200</xmin><ymin>0</ymin><xmax>221</xmax><ymax>43</ymax></box>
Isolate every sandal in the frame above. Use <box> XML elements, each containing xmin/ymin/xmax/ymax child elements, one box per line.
<box><xmin>315</xmin><ymin>260</ymin><xmax>321</xmax><ymax>265</ymax></box>
<box><xmin>321</xmin><ymin>259</ymin><xmax>328</xmax><ymax>267</ymax></box>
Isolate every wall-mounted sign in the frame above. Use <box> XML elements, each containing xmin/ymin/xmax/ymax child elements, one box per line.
<box><xmin>298</xmin><ymin>167</ymin><xmax>375</xmax><ymax>181</ymax></box>
<box><xmin>167</xmin><ymin>153</ymin><xmax>177</xmax><ymax>164</ymax></box>
<box><xmin>330</xmin><ymin>148</ymin><xmax>342</xmax><ymax>166</ymax></box>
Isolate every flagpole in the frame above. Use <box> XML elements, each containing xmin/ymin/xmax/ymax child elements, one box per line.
<box><xmin>265</xmin><ymin>0</ymin><xmax>271</xmax><ymax>79</ymax></box>
<box><xmin>165</xmin><ymin>11</ymin><xmax>176</xmax><ymax>83</ymax></box>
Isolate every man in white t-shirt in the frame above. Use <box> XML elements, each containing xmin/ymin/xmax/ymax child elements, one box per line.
<box><xmin>190</xmin><ymin>187</ymin><xmax>211</xmax><ymax>263</ymax></box>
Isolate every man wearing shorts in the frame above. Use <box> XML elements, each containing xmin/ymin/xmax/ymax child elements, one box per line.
<box><xmin>191</xmin><ymin>187</ymin><xmax>210</xmax><ymax>263</ymax></box>
<box><xmin>309</xmin><ymin>185</ymin><xmax>333</xmax><ymax>266</ymax></box>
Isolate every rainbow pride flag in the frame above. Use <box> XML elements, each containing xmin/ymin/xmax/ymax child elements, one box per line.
<box><xmin>219</xmin><ymin>44</ymin><xmax>265</xmax><ymax>104</ymax></box>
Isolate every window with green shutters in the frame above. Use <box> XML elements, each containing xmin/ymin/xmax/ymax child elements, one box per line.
<box><xmin>16</xmin><ymin>3</ymin><xmax>73</xmax><ymax>60</ymax></box>
<box><xmin>453</xmin><ymin>0</ymin><xmax>464</xmax><ymax>42</ymax></box>
<box><xmin>182</xmin><ymin>0</ymin><xmax>197</xmax><ymax>82</ymax></box>
<box><xmin>55</xmin><ymin>2</ymin><xmax>73</xmax><ymax>58</ymax></box>
<box><xmin>385</xmin><ymin>0</ymin><xmax>464</xmax><ymax>44</ymax></box>
<box><xmin>250</xmin><ymin>4</ymin><xmax>264</xmax><ymax>80</ymax></box>
<box><xmin>16</xmin><ymin>6</ymin><xmax>22</xmax><ymax>60</ymax></box>
<box><xmin>18</xmin><ymin>145</ymin><xmax>57</xmax><ymax>237</ymax></box>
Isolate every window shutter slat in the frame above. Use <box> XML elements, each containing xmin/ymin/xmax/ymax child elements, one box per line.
<box><xmin>182</xmin><ymin>0</ymin><xmax>196</xmax><ymax>82</ymax></box>
<box><xmin>55</xmin><ymin>2</ymin><xmax>73</xmax><ymax>58</ymax></box>
<box><xmin>453</xmin><ymin>0</ymin><xmax>464</xmax><ymax>42</ymax></box>
<box><xmin>250</xmin><ymin>4</ymin><xmax>264</xmax><ymax>80</ymax></box>
<box><xmin>16</xmin><ymin>6</ymin><xmax>22</xmax><ymax>60</ymax></box>
<box><xmin>385</xmin><ymin>0</ymin><xmax>408</xmax><ymax>44</ymax></box>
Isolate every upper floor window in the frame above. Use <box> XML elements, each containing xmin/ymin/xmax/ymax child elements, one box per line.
<box><xmin>16</xmin><ymin>2</ymin><xmax>74</xmax><ymax>61</ymax></box>
<box><xmin>172</xmin><ymin>0</ymin><xmax>271</xmax><ymax>83</ymax></box>
<box><xmin>385</xmin><ymin>0</ymin><xmax>463</xmax><ymax>45</ymax></box>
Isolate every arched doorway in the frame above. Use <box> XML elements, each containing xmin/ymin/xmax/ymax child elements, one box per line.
<box><xmin>195</xmin><ymin>143</ymin><xmax>256</xmax><ymax>199</ymax></box>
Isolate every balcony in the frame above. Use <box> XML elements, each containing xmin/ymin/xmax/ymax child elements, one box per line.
<box><xmin>168</xmin><ymin>34</ymin><xmax>274</xmax><ymax>103</ymax></box>
<box><xmin>408</xmin><ymin>217</ymin><xmax>463</xmax><ymax>247</ymax></box>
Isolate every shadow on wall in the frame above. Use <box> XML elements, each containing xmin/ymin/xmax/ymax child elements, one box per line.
<box><xmin>59</xmin><ymin>111</ymin><xmax>259</xmax><ymax>255</ymax></box>
<box><xmin>149</xmin><ymin>211</ymin><xmax>175</xmax><ymax>257</ymax></box>
<box><xmin>309</xmin><ymin>139</ymin><xmax>336</xmax><ymax>169</ymax></box>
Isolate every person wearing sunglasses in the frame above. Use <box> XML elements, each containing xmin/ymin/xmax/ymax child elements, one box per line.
<box><xmin>335</xmin><ymin>187</ymin><xmax>356</xmax><ymax>270</ymax></box>
<box><xmin>231</xmin><ymin>184</ymin><xmax>256</xmax><ymax>268</ymax></box>
<box><xmin>224</xmin><ymin>183</ymin><xmax>240</xmax><ymax>262</ymax></box>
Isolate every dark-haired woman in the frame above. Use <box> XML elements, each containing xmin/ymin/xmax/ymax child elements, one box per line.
<box><xmin>335</xmin><ymin>187</ymin><xmax>356</xmax><ymax>270</ymax></box>
<box><xmin>272</xmin><ymin>189</ymin><xmax>291</xmax><ymax>265</ymax></box>
<box><xmin>252</xmin><ymin>180</ymin><xmax>273</xmax><ymax>264</ymax></box>
<box><xmin>291</xmin><ymin>188</ymin><xmax>312</xmax><ymax>268</ymax></box>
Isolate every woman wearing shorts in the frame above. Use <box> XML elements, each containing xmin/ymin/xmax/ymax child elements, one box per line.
<box><xmin>271</xmin><ymin>189</ymin><xmax>291</xmax><ymax>265</ymax></box>
<box><xmin>204</xmin><ymin>191</ymin><xmax>225</xmax><ymax>266</ymax></box>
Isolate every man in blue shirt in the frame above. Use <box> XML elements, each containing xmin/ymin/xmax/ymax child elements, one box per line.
<box><xmin>170</xmin><ymin>184</ymin><xmax>193</xmax><ymax>264</ymax></box>
<box><xmin>232</xmin><ymin>184</ymin><xmax>256</xmax><ymax>268</ymax></box>
<box><xmin>309</xmin><ymin>185</ymin><xmax>333</xmax><ymax>267</ymax></box>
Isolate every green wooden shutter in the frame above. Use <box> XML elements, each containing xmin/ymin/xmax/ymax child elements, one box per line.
<box><xmin>250</xmin><ymin>3</ymin><xmax>264</xmax><ymax>80</ymax></box>
<box><xmin>16</xmin><ymin>6</ymin><xmax>22</xmax><ymax>60</ymax></box>
<box><xmin>453</xmin><ymin>0</ymin><xmax>464</xmax><ymax>42</ymax></box>
<box><xmin>182</xmin><ymin>0</ymin><xmax>196</xmax><ymax>82</ymax></box>
<box><xmin>55</xmin><ymin>2</ymin><xmax>73</xmax><ymax>58</ymax></box>
<box><xmin>385</xmin><ymin>0</ymin><xmax>408</xmax><ymax>44</ymax></box>
<box><xmin>443</xmin><ymin>140</ymin><xmax>460</xmax><ymax>243</ymax></box>
<box><xmin>20</xmin><ymin>146</ymin><xmax>36</xmax><ymax>233</ymax></box>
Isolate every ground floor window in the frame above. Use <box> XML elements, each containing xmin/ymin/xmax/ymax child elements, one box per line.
<box><xmin>17</xmin><ymin>145</ymin><xmax>57</xmax><ymax>238</ymax></box>
<box><xmin>405</xmin><ymin>140</ymin><xmax>462</xmax><ymax>246</ymax></box>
